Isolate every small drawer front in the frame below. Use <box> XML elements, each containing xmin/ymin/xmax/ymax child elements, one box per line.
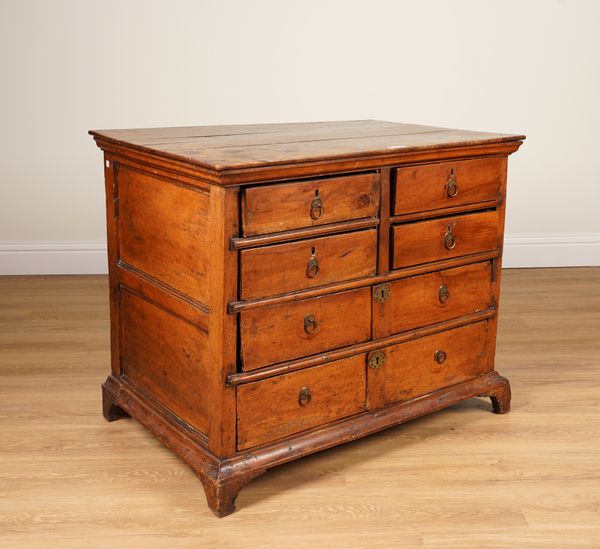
<box><xmin>373</xmin><ymin>262</ymin><xmax>493</xmax><ymax>338</ymax></box>
<box><xmin>241</xmin><ymin>287</ymin><xmax>371</xmax><ymax>371</ymax></box>
<box><xmin>240</xmin><ymin>229</ymin><xmax>377</xmax><ymax>300</ymax></box>
<box><xmin>393</xmin><ymin>157</ymin><xmax>504</xmax><ymax>216</ymax></box>
<box><xmin>376</xmin><ymin>322</ymin><xmax>489</xmax><ymax>406</ymax></box>
<box><xmin>391</xmin><ymin>210</ymin><xmax>499</xmax><ymax>269</ymax></box>
<box><xmin>242</xmin><ymin>173</ymin><xmax>379</xmax><ymax>236</ymax></box>
<box><xmin>237</xmin><ymin>355</ymin><xmax>367</xmax><ymax>450</ymax></box>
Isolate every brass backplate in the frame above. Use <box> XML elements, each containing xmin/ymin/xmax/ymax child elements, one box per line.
<box><xmin>373</xmin><ymin>283</ymin><xmax>391</xmax><ymax>304</ymax></box>
<box><xmin>367</xmin><ymin>350</ymin><xmax>386</xmax><ymax>369</ymax></box>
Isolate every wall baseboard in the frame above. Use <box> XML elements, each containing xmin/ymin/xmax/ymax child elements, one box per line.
<box><xmin>0</xmin><ymin>241</ymin><xmax>108</xmax><ymax>275</ymax></box>
<box><xmin>1</xmin><ymin>235</ymin><xmax>599</xmax><ymax>275</ymax></box>
<box><xmin>502</xmin><ymin>234</ymin><xmax>600</xmax><ymax>268</ymax></box>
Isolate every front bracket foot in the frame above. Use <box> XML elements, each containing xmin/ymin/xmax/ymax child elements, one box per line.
<box><xmin>200</xmin><ymin>470</ymin><xmax>265</xmax><ymax>518</ymax></box>
<box><xmin>102</xmin><ymin>382</ymin><xmax>129</xmax><ymax>422</ymax></box>
<box><xmin>481</xmin><ymin>375</ymin><xmax>511</xmax><ymax>414</ymax></box>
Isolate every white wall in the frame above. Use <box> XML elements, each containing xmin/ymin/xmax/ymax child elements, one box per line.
<box><xmin>1</xmin><ymin>0</ymin><xmax>599</xmax><ymax>274</ymax></box>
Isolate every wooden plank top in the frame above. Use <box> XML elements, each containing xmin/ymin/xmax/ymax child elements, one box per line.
<box><xmin>90</xmin><ymin>120</ymin><xmax>525</xmax><ymax>174</ymax></box>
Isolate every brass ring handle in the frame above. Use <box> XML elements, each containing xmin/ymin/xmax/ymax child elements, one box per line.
<box><xmin>444</xmin><ymin>231</ymin><xmax>456</xmax><ymax>250</ymax></box>
<box><xmin>446</xmin><ymin>173</ymin><xmax>458</xmax><ymax>197</ymax></box>
<box><xmin>434</xmin><ymin>350</ymin><xmax>447</xmax><ymax>364</ymax></box>
<box><xmin>438</xmin><ymin>284</ymin><xmax>450</xmax><ymax>304</ymax></box>
<box><xmin>304</xmin><ymin>314</ymin><xmax>317</xmax><ymax>334</ymax></box>
<box><xmin>306</xmin><ymin>255</ymin><xmax>320</xmax><ymax>278</ymax></box>
<box><xmin>299</xmin><ymin>387</ymin><xmax>312</xmax><ymax>406</ymax></box>
<box><xmin>310</xmin><ymin>196</ymin><xmax>324</xmax><ymax>220</ymax></box>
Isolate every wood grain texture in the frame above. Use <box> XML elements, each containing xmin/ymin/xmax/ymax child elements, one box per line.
<box><xmin>231</xmin><ymin>217</ymin><xmax>379</xmax><ymax>250</ymax></box>
<box><xmin>374</xmin><ymin>321</ymin><xmax>489</xmax><ymax>406</ymax></box>
<box><xmin>93</xmin><ymin>126</ymin><xmax>519</xmax><ymax>517</ymax></box>
<box><xmin>376</xmin><ymin>168</ymin><xmax>391</xmax><ymax>275</ymax></box>
<box><xmin>103</xmin><ymin>155</ymin><xmax>120</xmax><ymax>377</ymax></box>
<box><xmin>90</xmin><ymin>120</ymin><xmax>525</xmax><ymax>173</ymax></box>
<box><xmin>205</xmin><ymin>185</ymin><xmax>239</xmax><ymax>458</ymax></box>
<box><xmin>96</xmin><ymin>137</ymin><xmax>523</xmax><ymax>186</ymax></box>
<box><xmin>119</xmin><ymin>288</ymin><xmax>210</xmax><ymax>436</ymax></box>
<box><xmin>230</xmin><ymin>309</ymin><xmax>495</xmax><ymax>387</ymax></box>
<box><xmin>228</xmin><ymin>249</ymin><xmax>501</xmax><ymax>313</ymax></box>
<box><xmin>391</xmin><ymin>210</ymin><xmax>500</xmax><ymax>269</ymax></box>
<box><xmin>242</xmin><ymin>172</ymin><xmax>379</xmax><ymax>236</ymax></box>
<box><xmin>117</xmin><ymin>164</ymin><xmax>211</xmax><ymax>305</ymax></box>
<box><xmin>240</xmin><ymin>229</ymin><xmax>377</xmax><ymax>299</ymax></box>
<box><xmin>373</xmin><ymin>261</ymin><xmax>494</xmax><ymax>338</ymax></box>
<box><xmin>393</xmin><ymin>156</ymin><xmax>504</xmax><ymax>215</ymax></box>
<box><xmin>237</xmin><ymin>355</ymin><xmax>367</xmax><ymax>450</ymax></box>
<box><xmin>240</xmin><ymin>287</ymin><xmax>371</xmax><ymax>371</ymax></box>
<box><xmin>1</xmin><ymin>269</ymin><xmax>599</xmax><ymax>546</ymax></box>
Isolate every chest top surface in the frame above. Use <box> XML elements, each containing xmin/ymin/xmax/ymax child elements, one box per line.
<box><xmin>90</xmin><ymin>120</ymin><xmax>524</xmax><ymax>175</ymax></box>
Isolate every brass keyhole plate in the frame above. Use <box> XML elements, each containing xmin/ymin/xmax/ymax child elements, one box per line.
<box><xmin>374</xmin><ymin>283</ymin><xmax>391</xmax><ymax>304</ymax></box>
<box><xmin>367</xmin><ymin>350</ymin><xmax>386</xmax><ymax>369</ymax></box>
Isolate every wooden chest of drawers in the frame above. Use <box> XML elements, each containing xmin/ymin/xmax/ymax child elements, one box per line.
<box><xmin>90</xmin><ymin>120</ymin><xmax>524</xmax><ymax>517</ymax></box>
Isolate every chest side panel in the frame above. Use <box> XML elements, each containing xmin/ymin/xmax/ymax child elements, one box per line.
<box><xmin>117</xmin><ymin>164</ymin><xmax>211</xmax><ymax>305</ymax></box>
<box><xmin>120</xmin><ymin>288</ymin><xmax>211</xmax><ymax>434</ymax></box>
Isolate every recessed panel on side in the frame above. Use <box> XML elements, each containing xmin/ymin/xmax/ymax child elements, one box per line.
<box><xmin>117</xmin><ymin>165</ymin><xmax>211</xmax><ymax>304</ymax></box>
<box><xmin>120</xmin><ymin>288</ymin><xmax>210</xmax><ymax>436</ymax></box>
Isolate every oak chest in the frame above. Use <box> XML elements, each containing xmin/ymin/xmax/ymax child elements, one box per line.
<box><xmin>90</xmin><ymin>120</ymin><xmax>524</xmax><ymax>517</ymax></box>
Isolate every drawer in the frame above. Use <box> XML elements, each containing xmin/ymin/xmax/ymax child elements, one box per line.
<box><xmin>237</xmin><ymin>354</ymin><xmax>367</xmax><ymax>450</ymax></box>
<box><xmin>373</xmin><ymin>262</ymin><xmax>493</xmax><ymax>338</ymax></box>
<box><xmin>391</xmin><ymin>210</ymin><xmax>499</xmax><ymax>269</ymax></box>
<box><xmin>374</xmin><ymin>322</ymin><xmax>489</xmax><ymax>406</ymax></box>
<box><xmin>240</xmin><ymin>229</ymin><xmax>377</xmax><ymax>300</ymax></box>
<box><xmin>242</xmin><ymin>173</ymin><xmax>379</xmax><ymax>236</ymax></box>
<box><xmin>393</xmin><ymin>157</ymin><xmax>504</xmax><ymax>216</ymax></box>
<box><xmin>241</xmin><ymin>287</ymin><xmax>371</xmax><ymax>371</ymax></box>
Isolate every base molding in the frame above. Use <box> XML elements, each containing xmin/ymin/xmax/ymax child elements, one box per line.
<box><xmin>102</xmin><ymin>371</ymin><xmax>510</xmax><ymax>517</ymax></box>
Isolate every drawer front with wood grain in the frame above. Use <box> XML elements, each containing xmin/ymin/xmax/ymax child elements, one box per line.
<box><xmin>240</xmin><ymin>229</ymin><xmax>377</xmax><ymax>300</ymax></box>
<box><xmin>243</xmin><ymin>173</ymin><xmax>379</xmax><ymax>236</ymax></box>
<box><xmin>237</xmin><ymin>355</ymin><xmax>367</xmax><ymax>450</ymax></box>
<box><xmin>373</xmin><ymin>322</ymin><xmax>489</xmax><ymax>406</ymax></box>
<box><xmin>391</xmin><ymin>210</ymin><xmax>499</xmax><ymax>269</ymax></box>
<box><xmin>373</xmin><ymin>262</ymin><xmax>494</xmax><ymax>338</ymax></box>
<box><xmin>241</xmin><ymin>287</ymin><xmax>371</xmax><ymax>371</ymax></box>
<box><xmin>393</xmin><ymin>157</ymin><xmax>504</xmax><ymax>216</ymax></box>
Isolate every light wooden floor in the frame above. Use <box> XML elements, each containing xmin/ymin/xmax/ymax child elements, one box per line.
<box><xmin>1</xmin><ymin>268</ymin><xmax>599</xmax><ymax>548</ymax></box>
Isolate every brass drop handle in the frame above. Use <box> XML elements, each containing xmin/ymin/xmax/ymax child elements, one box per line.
<box><xmin>444</xmin><ymin>227</ymin><xmax>456</xmax><ymax>250</ymax></box>
<box><xmin>306</xmin><ymin>249</ymin><xmax>320</xmax><ymax>278</ymax></box>
<box><xmin>438</xmin><ymin>284</ymin><xmax>450</xmax><ymax>304</ymax></box>
<box><xmin>310</xmin><ymin>195</ymin><xmax>324</xmax><ymax>220</ymax></box>
<box><xmin>446</xmin><ymin>171</ymin><xmax>458</xmax><ymax>197</ymax></box>
<box><xmin>299</xmin><ymin>387</ymin><xmax>312</xmax><ymax>407</ymax></box>
<box><xmin>304</xmin><ymin>314</ymin><xmax>317</xmax><ymax>334</ymax></box>
<box><xmin>434</xmin><ymin>350</ymin><xmax>447</xmax><ymax>364</ymax></box>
